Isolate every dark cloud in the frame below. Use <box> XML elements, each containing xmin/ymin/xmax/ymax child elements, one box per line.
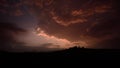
<box><xmin>88</xmin><ymin>17</ymin><xmax>120</xmax><ymax>38</ymax></box>
<box><xmin>36</xmin><ymin>0</ymin><xmax>120</xmax><ymax>48</ymax></box>
<box><xmin>0</xmin><ymin>22</ymin><xmax>61</xmax><ymax>52</ymax></box>
<box><xmin>40</xmin><ymin>43</ymin><xmax>60</xmax><ymax>48</ymax></box>
<box><xmin>92</xmin><ymin>37</ymin><xmax>120</xmax><ymax>49</ymax></box>
<box><xmin>0</xmin><ymin>0</ymin><xmax>120</xmax><ymax>49</ymax></box>
<box><xmin>0</xmin><ymin>22</ymin><xmax>27</xmax><ymax>51</ymax></box>
<box><xmin>30</xmin><ymin>43</ymin><xmax>61</xmax><ymax>52</ymax></box>
<box><xmin>8</xmin><ymin>43</ymin><xmax>61</xmax><ymax>52</ymax></box>
<box><xmin>47</xmin><ymin>0</ymin><xmax>112</xmax><ymax>26</ymax></box>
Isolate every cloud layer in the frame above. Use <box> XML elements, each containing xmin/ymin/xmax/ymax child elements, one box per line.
<box><xmin>0</xmin><ymin>0</ymin><xmax>120</xmax><ymax>49</ymax></box>
<box><xmin>36</xmin><ymin>0</ymin><xmax>120</xmax><ymax>48</ymax></box>
<box><xmin>0</xmin><ymin>22</ymin><xmax>62</xmax><ymax>52</ymax></box>
<box><xmin>0</xmin><ymin>22</ymin><xmax>27</xmax><ymax>51</ymax></box>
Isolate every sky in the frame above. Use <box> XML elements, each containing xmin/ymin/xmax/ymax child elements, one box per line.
<box><xmin>0</xmin><ymin>0</ymin><xmax>120</xmax><ymax>52</ymax></box>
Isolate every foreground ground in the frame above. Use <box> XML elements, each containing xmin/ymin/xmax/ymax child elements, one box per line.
<box><xmin>1</xmin><ymin>47</ymin><xmax>120</xmax><ymax>62</ymax></box>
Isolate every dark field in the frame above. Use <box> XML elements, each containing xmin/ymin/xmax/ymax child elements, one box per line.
<box><xmin>1</xmin><ymin>47</ymin><xmax>120</xmax><ymax>62</ymax></box>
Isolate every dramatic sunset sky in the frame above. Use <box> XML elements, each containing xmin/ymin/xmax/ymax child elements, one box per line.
<box><xmin>0</xmin><ymin>0</ymin><xmax>120</xmax><ymax>52</ymax></box>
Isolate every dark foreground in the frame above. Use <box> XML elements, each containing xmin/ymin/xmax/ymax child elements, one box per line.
<box><xmin>1</xmin><ymin>47</ymin><xmax>120</xmax><ymax>63</ymax></box>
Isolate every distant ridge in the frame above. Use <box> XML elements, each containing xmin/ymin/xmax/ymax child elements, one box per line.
<box><xmin>1</xmin><ymin>46</ymin><xmax>120</xmax><ymax>61</ymax></box>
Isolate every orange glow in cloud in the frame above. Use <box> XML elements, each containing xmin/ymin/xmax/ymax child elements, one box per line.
<box><xmin>35</xmin><ymin>27</ymin><xmax>90</xmax><ymax>48</ymax></box>
<box><xmin>36</xmin><ymin>28</ymin><xmax>72</xmax><ymax>48</ymax></box>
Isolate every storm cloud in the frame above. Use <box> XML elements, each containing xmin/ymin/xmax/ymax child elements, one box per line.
<box><xmin>35</xmin><ymin>0</ymin><xmax>120</xmax><ymax>48</ymax></box>
<box><xmin>0</xmin><ymin>22</ymin><xmax>27</xmax><ymax>51</ymax></box>
<box><xmin>0</xmin><ymin>22</ymin><xmax>62</xmax><ymax>52</ymax></box>
<box><xmin>0</xmin><ymin>0</ymin><xmax>120</xmax><ymax>50</ymax></box>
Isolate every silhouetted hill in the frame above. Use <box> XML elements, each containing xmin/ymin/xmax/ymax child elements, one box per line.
<box><xmin>1</xmin><ymin>46</ymin><xmax>120</xmax><ymax>62</ymax></box>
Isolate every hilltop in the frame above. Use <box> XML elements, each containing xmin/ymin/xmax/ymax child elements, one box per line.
<box><xmin>1</xmin><ymin>46</ymin><xmax>120</xmax><ymax>62</ymax></box>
